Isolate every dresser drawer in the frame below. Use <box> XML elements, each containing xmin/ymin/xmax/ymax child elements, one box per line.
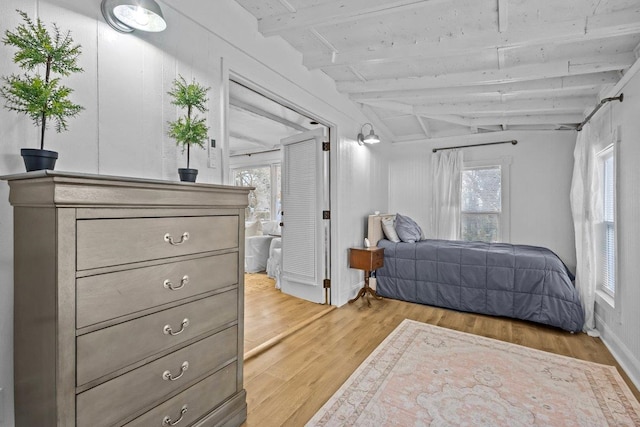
<box><xmin>77</xmin><ymin>253</ymin><xmax>239</xmax><ymax>328</ymax></box>
<box><xmin>123</xmin><ymin>362</ymin><xmax>237</xmax><ymax>427</ymax></box>
<box><xmin>76</xmin><ymin>216</ymin><xmax>239</xmax><ymax>270</ymax></box>
<box><xmin>77</xmin><ymin>327</ymin><xmax>237</xmax><ymax>427</ymax></box>
<box><xmin>77</xmin><ymin>290</ymin><xmax>238</xmax><ymax>386</ymax></box>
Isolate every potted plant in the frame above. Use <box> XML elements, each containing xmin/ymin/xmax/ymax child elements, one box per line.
<box><xmin>167</xmin><ymin>75</ymin><xmax>210</xmax><ymax>182</ymax></box>
<box><xmin>0</xmin><ymin>10</ymin><xmax>84</xmax><ymax>172</ymax></box>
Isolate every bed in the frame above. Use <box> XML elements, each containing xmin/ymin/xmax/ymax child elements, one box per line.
<box><xmin>367</xmin><ymin>215</ymin><xmax>584</xmax><ymax>332</ymax></box>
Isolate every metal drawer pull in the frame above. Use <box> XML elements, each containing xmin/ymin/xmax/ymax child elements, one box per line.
<box><xmin>162</xmin><ymin>405</ymin><xmax>188</xmax><ymax>426</ymax></box>
<box><xmin>162</xmin><ymin>361</ymin><xmax>189</xmax><ymax>381</ymax></box>
<box><xmin>164</xmin><ymin>232</ymin><xmax>189</xmax><ymax>246</ymax></box>
<box><xmin>163</xmin><ymin>275</ymin><xmax>189</xmax><ymax>291</ymax></box>
<box><xmin>163</xmin><ymin>318</ymin><xmax>189</xmax><ymax>336</ymax></box>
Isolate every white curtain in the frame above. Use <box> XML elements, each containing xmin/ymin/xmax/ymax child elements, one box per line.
<box><xmin>432</xmin><ymin>149</ymin><xmax>464</xmax><ymax>240</ymax></box>
<box><xmin>570</xmin><ymin>124</ymin><xmax>613</xmax><ymax>336</ymax></box>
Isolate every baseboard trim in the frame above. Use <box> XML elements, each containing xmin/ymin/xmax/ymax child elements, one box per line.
<box><xmin>337</xmin><ymin>279</ymin><xmax>365</xmax><ymax>307</ymax></box>
<box><xmin>595</xmin><ymin>313</ymin><xmax>640</xmax><ymax>392</ymax></box>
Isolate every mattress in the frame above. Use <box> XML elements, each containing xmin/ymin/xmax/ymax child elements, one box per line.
<box><xmin>376</xmin><ymin>239</ymin><xmax>584</xmax><ymax>332</ymax></box>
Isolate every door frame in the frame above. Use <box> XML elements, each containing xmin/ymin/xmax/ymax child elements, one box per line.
<box><xmin>222</xmin><ymin>62</ymin><xmax>338</xmax><ymax>305</ymax></box>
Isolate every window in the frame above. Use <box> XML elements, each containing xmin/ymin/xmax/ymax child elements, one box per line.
<box><xmin>461</xmin><ymin>166</ymin><xmax>502</xmax><ymax>242</ymax></box>
<box><xmin>232</xmin><ymin>164</ymin><xmax>281</xmax><ymax>221</ymax></box>
<box><xmin>600</xmin><ymin>146</ymin><xmax>616</xmax><ymax>296</ymax></box>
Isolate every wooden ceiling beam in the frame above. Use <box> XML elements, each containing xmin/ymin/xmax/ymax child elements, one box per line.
<box><xmin>364</xmin><ymin>97</ymin><xmax>593</xmax><ymax>116</ymax></box>
<box><xmin>348</xmin><ymin>73</ymin><xmax>620</xmax><ymax>101</ymax></box>
<box><xmin>420</xmin><ymin>114</ymin><xmax>474</xmax><ymax>127</ymax></box>
<box><xmin>303</xmin><ymin>7</ymin><xmax>640</xmax><ymax>70</ymax></box>
<box><xmin>416</xmin><ymin>116</ymin><xmax>431</xmax><ymax>138</ymax></box>
<box><xmin>337</xmin><ymin>54</ymin><xmax>633</xmax><ymax>93</ymax></box>
<box><xmin>258</xmin><ymin>0</ymin><xmax>438</xmax><ymax>36</ymax></box>
<box><xmin>465</xmin><ymin>114</ymin><xmax>584</xmax><ymax>126</ymax></box>
<box><xmin>411</xmin><ymin>97</ymin><xmax>594</xmax><ymax>115</ymax></box>
<box><xmin>498</xmin><ymin>0</ymin><xmax>508</xmax><ymax>33</ymax></box>
<box><xmin>277</xmin><ymin>0</ymin><xmax>297</xmax><ymax>13</ymax></box>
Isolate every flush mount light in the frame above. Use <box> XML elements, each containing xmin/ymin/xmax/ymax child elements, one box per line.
<box><xmin>357</xmin><ymin>123</ymin><xmax>380</xmax><ymax>145</ymax></box>
<box><xmin>101</xmin><ymin>0</ymin><xmax>167</xmax><ymax>33</ymax></box>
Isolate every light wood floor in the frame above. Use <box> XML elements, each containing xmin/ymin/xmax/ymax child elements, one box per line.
<box><xmin>242</xmin><ymin>293</ymin><xmax>640</xmax><ymax>427</ymax></box>
<box><xmin>244</xmin><ymin>273</ymin><xmax>331</xmax><ymax>355</ymax></box>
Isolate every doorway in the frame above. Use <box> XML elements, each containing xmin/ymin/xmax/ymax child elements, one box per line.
<box><xmin>226</xmin><ymin>79</ymin><xmax>333</xmax><ymax>356</ymax></box>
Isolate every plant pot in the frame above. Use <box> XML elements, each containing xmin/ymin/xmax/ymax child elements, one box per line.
<box><xmin>21</xmin><ymin>148</ymin><xmax>58</xmax><ymax>172</ymax></box>
<box><xmin>178</xmin><ymin>168</ymin><xmax>198</xmax><ymax>182</ymax></box>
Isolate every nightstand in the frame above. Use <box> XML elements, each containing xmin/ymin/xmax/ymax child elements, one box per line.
<box><xmin>348</xmin><ymin>247</ymin><xmax>384</xmax><ymax>306</ymax></box>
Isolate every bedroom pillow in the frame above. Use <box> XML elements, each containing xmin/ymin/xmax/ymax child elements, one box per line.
<box><xmin>381</xmin><ymin>216</ymin><xmax>401</xmax><ymax>243</ymax></box>
<box><xmin>245</xmin><ymin>220</ymin><xmax>262</xmax><ymax>237</ymax></box>
<box><xmin>395</xmin><ymin>213</ymin><xmax>423</xmax><ymax>243</ymax></box>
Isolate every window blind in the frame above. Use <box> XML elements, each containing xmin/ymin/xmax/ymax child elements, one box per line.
<box><xmin>602</xmin><ymin>151</ymin><xmax>615</xmax><ymax>295</ymax></box>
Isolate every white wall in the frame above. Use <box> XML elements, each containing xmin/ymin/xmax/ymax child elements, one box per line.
<box><xmin>338</xmin><ymin>141</ymin><xmax>389</xmax><ymax>302</ymax></box>
<box><xmin>0</xmin><ymin>1</ymin><xmax>387</xmax><ymax>425</ymax></box>
<box><xmin>387</xmin><ymin>131</ymin><xmax>577</xmax><ymax>270</ymax></box>
<box><xmin>591</xmin><ymin>67</ymin><xmax>640</xmax><ymax>390</ymax></box>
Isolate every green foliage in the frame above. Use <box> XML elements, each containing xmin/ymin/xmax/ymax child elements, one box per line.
<box><xmin>5</xmin><ymin>11</ymin><xmax>82</xmax><ymax>76</ymax></box>
<box><xmin>167</xmin><ymin>75</ymin><xmax>210</xmax><ymax>169</ymax></box>
<box><xmin>168</xmin><ymin>116</ymin><xmax>208</xmax><ymax>149</ymax></box>
<box><xmin>1</xmin><ymin>74</ymin><xmax>82</xmax><ymax>133</ymax></box>
<box><xmin>0</xmin><ymin>10</ymin><xmax>84</xmax><ymax>149</ymax></box>
<box><xmin>167</xmin><ymin>76</ymin><xmax>208</xmax><ymax>114</ymax></box>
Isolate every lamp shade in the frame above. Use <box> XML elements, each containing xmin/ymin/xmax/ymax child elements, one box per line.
<box><xmin>357</xmin><ymin>123</ymin><xmax>380</xmax><ymax>145</ymax></box>
<box><xmin>363</xmin><ymin>129</ymin><xmax>380</xmax><ymax>144</ymax></box>
<box><xmin>102</xmin><ymin>0</ymin><xmax>167</xmax><ymax>33</ymax></box>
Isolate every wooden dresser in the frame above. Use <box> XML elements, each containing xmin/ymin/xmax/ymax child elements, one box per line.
<box><xmin>3</xmin><ymin>171</ymin><xmax>250</xmax><ymax>427</ymax></box>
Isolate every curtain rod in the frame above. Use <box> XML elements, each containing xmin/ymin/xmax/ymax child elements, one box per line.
<box><xmin>576</xmin><ymin>93</ymin><xmax>623</xmax><ymax>132</ymax></box>
<box><xmin>230</xmin><ymin>148</ymin><xmax>281</xmax><ymax>157</ymax></box>
<box><xmin>432</xmin><ymin>139</ymin><xmax>517</xmax><ymax>153</ymax></box>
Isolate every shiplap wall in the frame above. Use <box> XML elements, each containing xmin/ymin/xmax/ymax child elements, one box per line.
<box><xmin>387</xmin><ymin>131</ymin><xmax>577</xmax><ymax>270</ymax></box>
<box><xmin>0</xmin><ymin>1</ymin><xmax>388</xmax><ymax>425</ymax></box>
<box><xmin>593</xmin><ymin>71</ymin><xmax>640</xmax><ymax>390</ymax></box>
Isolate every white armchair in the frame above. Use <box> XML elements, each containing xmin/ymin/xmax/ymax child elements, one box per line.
<box><xmin>266</xmin><ymin>237</ymin><xmax>282</xmax><ymax>288</ymax></box>
<box><xmin>244</xmin><ymin>220</ymin><xmax>281</xmax><ymax>273</ymax></box>
<box><xmin>245</xmin><ymin>235</ymin><xmax>274</xmax><ymax>273</ymax></box>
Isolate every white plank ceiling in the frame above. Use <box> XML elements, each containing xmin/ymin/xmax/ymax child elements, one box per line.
<box><xmin>233</xmin><ymin>0</ymin><xmax>640</xmax><ymax>142</ymax></box>
<box><xmin>229</xmin><ymin>81</ymin><xmax>324</xmax><ymax>155</ymax></box>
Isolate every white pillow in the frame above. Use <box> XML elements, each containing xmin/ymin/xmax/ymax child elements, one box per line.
<box><xmin>381</xmin><ymin>217</ymin><xmax>400</xmax><ymax>243</ymax></box>
<box><xmin>245</xmin><ymin>221</ymin><xmax>262</xmax><ymax>237</ymax></box>
<box><xmin>261</xmin><ymin>220</ymin><xmax>279</xmax><ymax>235</ymax></box>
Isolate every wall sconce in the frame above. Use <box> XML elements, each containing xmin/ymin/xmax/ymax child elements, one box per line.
<box><xmin>101</xmin><ymin>0</ymin><xmax>167</xmax><ymax>33</ymax></box>
<box><xmin>357</xmin><ymin>123</ymin><xmax>380</xmax><ymax>145</ymax></box>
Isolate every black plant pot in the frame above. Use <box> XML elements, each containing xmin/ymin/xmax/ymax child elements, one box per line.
<box><xmin>178</xmin><ymin>168</ymin><xmax>198</xmax><ymax>182</ymax></box>
<box><xmin>21</xmin><ymin>148</ymin><xmax>58</xmax><ymax>172</ymax></box>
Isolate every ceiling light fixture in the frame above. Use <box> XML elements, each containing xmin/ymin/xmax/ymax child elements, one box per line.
<box><xmin>357</xmin><ymin>123</ymin><xmax>380</xmax><ymax>145</ymax></box>
<box><xmin>101</xmin><ymin>0</ymin><xmax>167</xmax><ymax>33</ymax></box>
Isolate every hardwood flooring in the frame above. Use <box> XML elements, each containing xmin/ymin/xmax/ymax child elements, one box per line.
<box><xmin>242</xmin><ymin>294</ymin><xmax>640</xmax><ymax>427</ymax></box>
<box><xmin>244</xmin><ymin>273</ymin><xmax>332</xmax><ymax>356</ymax></box>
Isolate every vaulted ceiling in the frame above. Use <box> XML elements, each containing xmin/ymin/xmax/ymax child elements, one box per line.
<box><xmin>233</xmin><ymin>0</ymin><xmax>640</xmax><ymax>142</ymax></box>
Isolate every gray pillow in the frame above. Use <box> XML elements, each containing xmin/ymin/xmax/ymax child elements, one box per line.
<box><xmin>381</xmin><ymin>216</ymin><xmax>400</xmax><ymax>243</ymax></box>
<box><xmin>395</xmin><ymin>213</ymin><xmax>422</xmax><ymax>243</ymax></box>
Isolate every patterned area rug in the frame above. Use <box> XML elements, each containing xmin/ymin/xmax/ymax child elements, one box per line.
<box><xmin>307</xmin><ymin>319</ymin><xmax>640</xmax><ymax>426</ymax></box>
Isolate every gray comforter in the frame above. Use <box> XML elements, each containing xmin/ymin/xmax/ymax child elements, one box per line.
<box><xmin>376</xmin><ymin>239</ymin><xmax>584</xmax><ymax>332</ymax></box>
